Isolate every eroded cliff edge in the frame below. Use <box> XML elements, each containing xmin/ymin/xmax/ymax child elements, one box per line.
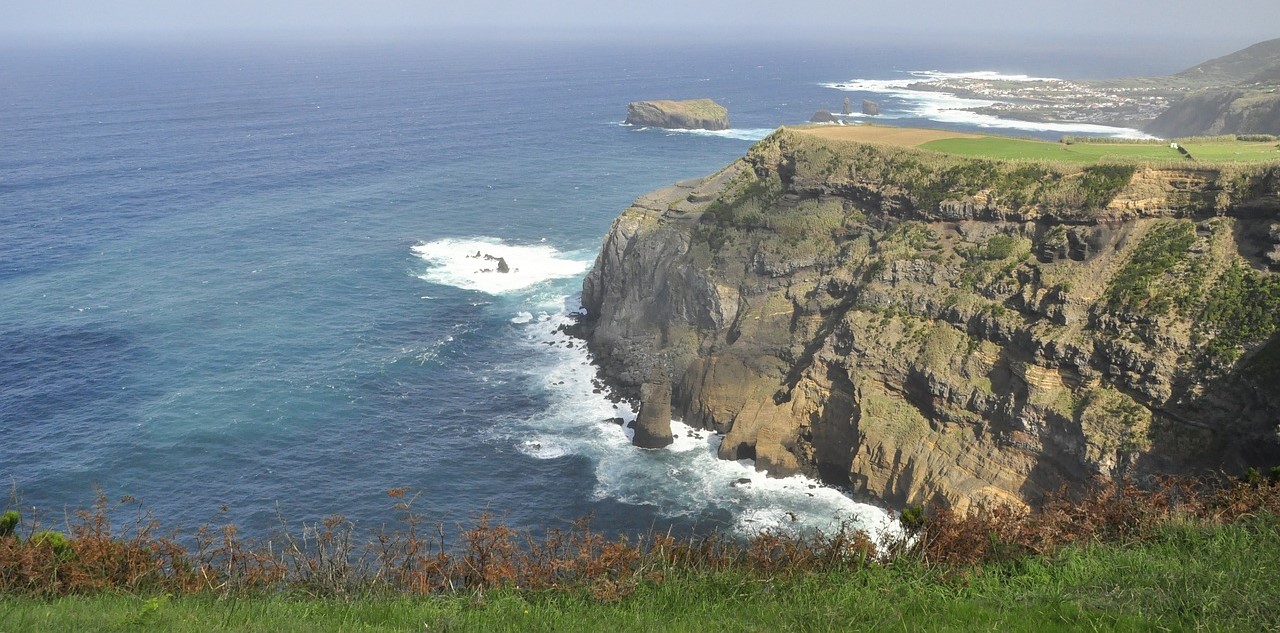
<box><xmin>580</xmin><ymin>127</ymin><xmax>1280</xmax><ymax>513</ymax></box>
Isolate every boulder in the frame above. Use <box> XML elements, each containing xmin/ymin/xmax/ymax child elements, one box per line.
<box><xmin>625</xmin><ymin>99</ymin><xmax>730</xmax><ymax>130</ymax></box>
<box><xmin>862</xmin><ymin>99</ymin><xmax>880</xmax><ymax>116</ymax></box>
<box><xmin>810</xmin><ymin>110</ymin><xmax>839</xmax><ymax>123</ymax></box>
<box><xmin>632</xmin><ymin>380</ymin><xmax>674</xmax><ymax>448</ymax></box>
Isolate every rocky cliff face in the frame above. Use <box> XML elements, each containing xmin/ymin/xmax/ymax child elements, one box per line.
<box><xmin>625</xmin><ymin>99</ymin><xmax>730</xmax><ymax>130</ymax></box>
<box><xmin>1146</xmin><ymin>90</ymin><xmax>1280</xmax><ymax>137</ymax></box>
<box><xmin>580</xmin><ymin>128</ymin><xmax>1280</xmax><ymax>513</ymax></box>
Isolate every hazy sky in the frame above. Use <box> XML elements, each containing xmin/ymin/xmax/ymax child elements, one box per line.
<box><xmin>4</xmin><ymin>0</ymin><xmax>1278</xmax><ymax>45</ymax></box>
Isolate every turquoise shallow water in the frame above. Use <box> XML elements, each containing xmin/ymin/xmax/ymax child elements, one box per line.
<box><xmin>0</xmin><ymin>36</ymin><xmax>1193</xmax><ymax>539</ymax></box>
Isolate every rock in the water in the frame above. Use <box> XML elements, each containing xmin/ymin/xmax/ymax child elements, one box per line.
<box><xmin>862</xmin><ymin>99</ymin><xmax>880</xmax><ymax>116</ymax></box>
<box><xmin>842</xmin><ymin>97</ymin><xmax>853</xmax><ymax>115</ymax></box>
<box><xmin>632</xmin><ymin>380</ymin><xmax>673</xmax><ymax>448</ymax></box>
<box><xmin>495</xmin><ymin>257</ymin><xmax>510</xmax><ymax>273</ymax></box>
<box><xmin>810</xmin><ymin>110</ymin><xmax>839</xmax><ymax>123</ymax></box>
<box><xmin>625</xmin><ymin>99</ymin><xmax>730</xmax><ymax>130</ymax></box>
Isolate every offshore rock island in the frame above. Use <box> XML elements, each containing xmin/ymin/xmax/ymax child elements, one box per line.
<box><xmin>578</xmin><ymin>125</ymin><xmax>1280</xmax><ymax>513</ymax></box>
<box><xmin>625</xmin><ymin>99</ymin><xmax>730</xmax><ymax>130</ymax></box>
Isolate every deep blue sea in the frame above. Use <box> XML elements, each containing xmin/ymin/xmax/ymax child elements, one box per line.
<box><xmin>0</xmin><ymin>35</ymin><xmax>1217</xmax><ymax>540</ymax></box>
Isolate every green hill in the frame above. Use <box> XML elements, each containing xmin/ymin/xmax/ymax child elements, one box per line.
<box><xmin>1175</xmin><ymin>37</ymin><xmax>1280</xmax><ymax>87</ymax></box>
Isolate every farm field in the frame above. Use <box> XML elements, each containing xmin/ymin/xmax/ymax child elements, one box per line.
<box><xmin>795</xmin><ymin>124</ymin><xmax>1280</xmax><ymax>164</ymax></box>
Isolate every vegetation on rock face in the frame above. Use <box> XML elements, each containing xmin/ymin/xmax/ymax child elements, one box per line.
<box><xmin>585</xmin><ymin>126</ymin><xmax>1280</xmax><ymax>519</ymax></box>
<box><xmin>1104</xmin><ymin>220</ymin><xmax>1197</xmax><ymax>315</ymax></box>
<box><xmin>1200</xmin><ymin>260</ymin><xmax>1280</xmax><ymax>364</ymax></box>
<box><xmin>737</xmin><ymin>130</ymin><xmax>1277</xmax><ymax>223</ymax></box>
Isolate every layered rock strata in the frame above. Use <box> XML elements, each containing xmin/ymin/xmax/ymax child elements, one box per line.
<box><xmin>580</xmin><ymin>127</ymin><xmax>1280</xmax><ymax>513</ymax></box>
<box><xmin>625</xmin><ymin>99</ymin><xmax>730</xmax><ymax>130</ymax></box>
<box><xmin>633</xmin><ymin>379</ymin><xmax>674</xmax><ymax>449</ymax></box>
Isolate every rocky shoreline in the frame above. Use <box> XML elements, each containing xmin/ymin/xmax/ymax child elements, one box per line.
<box><xmin>573</xmin><ymin>127</ymin><xmax>1280</xmax><ymax>513</ymax></box>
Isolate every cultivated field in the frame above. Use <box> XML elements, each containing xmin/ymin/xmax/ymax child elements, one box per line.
<box><xmin>794</xmin><ymin>124</ymin><xmax>980</xmax><ymax>146</ymax></box>
<box><xmin>795</xmin><ymin>124</ymin><xmax>1280</xmax><ymax>164</ymax></box>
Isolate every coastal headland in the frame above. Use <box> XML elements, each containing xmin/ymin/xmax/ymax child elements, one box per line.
<box><xmin>579</xmin><ymin>124</ymin><xmax>1280</xmax><ymax>513</ymax></box>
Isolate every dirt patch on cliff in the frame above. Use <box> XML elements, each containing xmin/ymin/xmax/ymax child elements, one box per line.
<box><xmin>794</xmin><ymin>124</ymin><xmax>980</xmax><ymax>147</ymax></box>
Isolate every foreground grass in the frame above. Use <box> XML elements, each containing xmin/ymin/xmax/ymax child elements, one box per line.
<box><xmin>4</xmin><ymin>518</ymin><xmax>1276</xmax><ymax>632</ymax></box>
<box><xmin>920</xmin><ymin>136</ymin><xmax>1280</xmax><ymax>163</ymax></box>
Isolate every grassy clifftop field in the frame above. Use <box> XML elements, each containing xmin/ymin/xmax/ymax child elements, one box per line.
<box><xmin>800</xmin><ymin>124</ymin><xmax>1280</xmax><ymax>164</ymax></box>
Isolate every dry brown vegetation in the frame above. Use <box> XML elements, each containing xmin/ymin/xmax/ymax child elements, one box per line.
<box><xmin>793</xmin><ymin>124</ymin><xmax>980</xmax><ymax>147</ymax></box>
<box><xmin>1</xmin><ymin>475</ymin><xmax>1277</xmax><ymax>599</ymax></box>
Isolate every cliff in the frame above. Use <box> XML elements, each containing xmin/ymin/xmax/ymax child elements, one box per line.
<box><xmin>1141</xmin><ymin>38</ymin><xmax>1280</xmax><ymax>137</ymax></box>
<box><xmin>1145</xmin><ymin>90</ymin><xmax>1280</xmax><ymax>138</ymax></box>
<box><xmin>580</xmin><ymin>127</ymin><xmax>1280</xmax><ymax>513</ymax></box>
<box><xmin>625</xmin><ymin>99</ymin><xmax>730</xmax><ymax>130</ymax></box>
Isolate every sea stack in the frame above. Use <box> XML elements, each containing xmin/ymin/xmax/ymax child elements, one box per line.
<box><xmin>632</xmin><ymin>379</ymin><xmax>674</xmax><ymax>449</ymax></box>
<box><xmin>843</xmin><ymin>97</ymin><xmax>853</xmax><ymax>115</ymax></box>
<box><xmin>625</xmin><ymin>99</ymin><xmax>730</xmax><ymax>130</ymax></box>
<box><xmin>862</xmin><ymin>99</ymin><xmax>881</xmax><ymax>116</ymax></box>
<box><xmin>810</xmin><ymin>110</ymin><xmax>839</xmax><ymax>123</ymax></box>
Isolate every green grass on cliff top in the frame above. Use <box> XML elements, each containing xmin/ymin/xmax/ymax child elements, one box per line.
<box><xmin>4</xmin><ymin>517</ymin><xmax>1278</xmax><ymax>632</ymax></box>
<box><xmin>919</xmin><ymin>135</ymin><xmax>1280</xmax><ymax>164</ymax></box>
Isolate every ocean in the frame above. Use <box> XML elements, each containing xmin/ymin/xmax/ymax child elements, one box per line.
<box><xmin>0</xmin><ymin>35</ymin><xmax>1210</xmax><ymax>540</ymax></box>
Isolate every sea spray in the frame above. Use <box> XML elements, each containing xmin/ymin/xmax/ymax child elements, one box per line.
<box><xmin>413</xmin><ymin>237</ymin><xmax>589</xmax><ymax>295</ymax></box>
<box><xmin>416</xmin><ymin>238</ymin><xmax>900</xmax><ymax>541</ymax></box>
<box><xmin>510</xmin><ymin>307</ymin><xmax>901</xmax><ymax>541</ymax></box>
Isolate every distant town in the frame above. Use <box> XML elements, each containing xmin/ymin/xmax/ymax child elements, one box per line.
<box><xmin>904</xmin><ymin>76</ymin><xmax>1184</xmax><ymax>127</ymax></box>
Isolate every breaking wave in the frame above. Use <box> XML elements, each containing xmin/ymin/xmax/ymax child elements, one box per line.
<box><xmin>621</xmin><ymin>122</ymin><xmax>777</xmax><ymax>142</ymax></box>
<box><xmin>413</xmin><ymin>237</ymin><xmax>590</xmax><ymax>295</ymax></box>
<box><xmin>500</xmin><ymin>307</ymin><xmax>902</xmax><ymax>541</ymax></box>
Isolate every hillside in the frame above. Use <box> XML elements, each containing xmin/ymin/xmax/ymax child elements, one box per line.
<box><xmin>1174</xmin><ymin>37</ymin><xmax>1280</xmax><ymax>87</ymax></box>
<box><xmin>580</xmin><ymin>127</ymin><xmax>1280</xmax><ymax>513</ymax></box>
<box><xmin>1143</xmin><ymin>38</ymin><xmax>1280</xmax><ymax>136</ymax></box>
<box><xmin>1146</xmin><ymin>90</ymin><xmax>1280</xmax><ymax>138</ymax></box>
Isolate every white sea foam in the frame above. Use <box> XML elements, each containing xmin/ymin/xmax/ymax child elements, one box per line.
<box><xmin>622</xmin><ymin>122</ymin><xmax>776</xmax><ymax>142</ymax></box>
<box><xmin>517</xmin><ymin>438</ymin><xmax>570</xmax><ymax>460</ymax></box>
<box><xmin>821</xmin><ymin>70</ymin><xmax>1155</xmax><ymax>139</ymax></box>
<box><xmin>913</xmin><ymin>70</ymin><xmax>1060</xmax><ymax>82</ymax></box>
<box><xmin>663</xmin><ymin>127</ymin><xmax>778</xmax><ymax>141</ymax></box>
<box><xmin>506</xmin><ymin>307</ymin><xmax>903</xmax><ymax>542</ymax></box>
<box><xmin>413</xmin><ymin>237</ymin><xmax>590</xmax><ymax>295</ymax></box>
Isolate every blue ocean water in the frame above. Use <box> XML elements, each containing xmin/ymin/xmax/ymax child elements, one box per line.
<box><xmin>0</xmin><ymin>36</ymin><xmax>1203</xmax><ymax>539</ymax></box>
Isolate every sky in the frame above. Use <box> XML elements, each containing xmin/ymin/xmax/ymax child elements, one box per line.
<box><xmin>3</xmin><ymin>0</ymin><xmax>1278</xmax><ymax>46</ymax></box>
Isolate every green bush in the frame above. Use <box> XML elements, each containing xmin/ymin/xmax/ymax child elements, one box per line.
<box><xmin>31</xmin><ymin>530</ymin><xmax>73</xmax><ymax>559</ymax></box>
<box><xmin>979</xmin><ymin>234</ymin><xmax>1021</xmax><ymax>260</ymax></box>
<box><xmin>900</xmin><ymin>505</ymin><xmax>926</xmax><ymax>534</ymax></box>
<box><xmin>1105</xmin><ymin>220</ymin><xmax>1196</xmax><ymax>314</ymax></box>
<box><xmin>1079</xmin><ymin>164</ymin><xmax>1137</xmax><ymax>209</ymax></box>
<box><xmin>1201</xmin><ymin>261</ymin><xmax>1280</xmax><ymax>363</ymax></box>
<box><xmin>0</xmin><ymin>510</ymin><xmax>18</xmax><ymax>538</ymax></box>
